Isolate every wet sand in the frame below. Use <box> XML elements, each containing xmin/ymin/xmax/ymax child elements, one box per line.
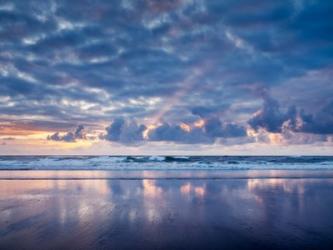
<box><xmin>1</xmin><ymin>170</ymin><xmax>333</xmax><ymax>249</ymax></box>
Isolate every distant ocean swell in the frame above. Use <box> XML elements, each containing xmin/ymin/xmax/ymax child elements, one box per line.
<box><xmin>0</xmin><ymin>156</ymin><xmax>333</xmax><ymax>170</ymax></box>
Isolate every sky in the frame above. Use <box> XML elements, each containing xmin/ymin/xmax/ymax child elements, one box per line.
<box><xmin>0</xmin><ymin>0</ymin><xmax>333</xmax><ymax>155</ymax></box>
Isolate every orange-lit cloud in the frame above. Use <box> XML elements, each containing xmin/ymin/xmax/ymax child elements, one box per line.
<box><xmin>143</xmin><ymin>124</ymin><xmax>158</xmax><ymax>139</ymax></box>
<box><xmin>180</xmin><ymin>122</ymin><xmax>191</xmax><ymax>132</ymax></box>
<box><xmin>0</xmin><ymin>123</ymin><xmax>49</xmax><ymax>136</ymax></box>
<box><xmin>193</xmin><ymin>119</ymin><xmax>206</xmax><ymax>128</ymax></box>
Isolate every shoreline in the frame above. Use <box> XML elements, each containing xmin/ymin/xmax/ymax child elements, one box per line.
<box><xmin>1</xmin><ymin>169</ymin><xmax>333</xmax><ymax>179</ymax></box>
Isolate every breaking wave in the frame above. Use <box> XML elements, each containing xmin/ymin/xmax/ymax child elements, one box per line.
<box><xmin>0</xmin><ymin>156</ymin><xmax>332</xmax><ymax>170</ymax></box>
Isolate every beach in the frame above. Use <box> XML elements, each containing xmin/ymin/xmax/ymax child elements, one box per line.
<box><xmin>1</xmin><ymin>170</ymin><xmax>333</xmax><ymax>249</ymax></box>
<box><xmin>1</xmin><ymin>0</ymin><xmax>332</xmax><ymax>248</ymax></box>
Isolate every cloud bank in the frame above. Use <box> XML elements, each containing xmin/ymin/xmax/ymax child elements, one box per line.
<box><xmin>47</xmin><ymin>125</ymin><xmax>86</xmax><ymax>142</ymax></box>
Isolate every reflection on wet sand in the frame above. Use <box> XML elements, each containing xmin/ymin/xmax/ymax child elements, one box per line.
<box><xmin>247</xmin><ymin>178</ymin><xmax>307</xmax><ymax>193</ymax></box>
<box><xmin>1</xmin><ymin>173</ymin><xmax>333</xmax><ymax>249</ymax></box>
<box><xmin>180</xmin><ymin>182</ymin><xmax>206</xmax><ymax>198</ymax></box>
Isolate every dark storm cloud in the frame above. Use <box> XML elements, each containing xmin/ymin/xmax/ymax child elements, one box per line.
<box><xmin>1</xmin><ymin>0</ymin><xmax>332</xmax><ymax>145</ymax></box>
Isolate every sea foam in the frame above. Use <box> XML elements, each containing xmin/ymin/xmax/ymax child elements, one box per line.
<box><xmin>0</xmin><ymin>156</ymin><xmax>332</xmax><ymax>170</ymax></box>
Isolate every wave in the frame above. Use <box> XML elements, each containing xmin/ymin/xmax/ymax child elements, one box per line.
<box><xmin>0</xmin><ymin>156</ymin><xmax>332</xmax><ymax>170</ymax></box>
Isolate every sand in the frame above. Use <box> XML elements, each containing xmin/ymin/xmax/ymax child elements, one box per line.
<box><xmin>1</xmin><ymin>170</ymin><xmax>333</xmax><ymax>249</ymax></box>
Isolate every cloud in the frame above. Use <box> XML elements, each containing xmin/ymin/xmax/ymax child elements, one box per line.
<box><xmin>101</xmin><ymin>116</ymin><xmax>247</xmax><ymax>145</ymax></box>
<box><xmin>298</xmin><ymin>101</ymin><xmax>333</xmax><ymax>134</ymax></box>
<box><xmin>2</xmin><ymin>137</ymin><xmax>16</xmax><ymax>141</ymax></box>
<box><xmin>47</xmin><ymin>125</ymin><xmax>86</xmax><ymax>142</ymax></box>
<box><xmin>148</xmin><ymin>123</ymin><xmax>213</xmax><ymax>144</ymax></box>
<box><xmin>73</xmin><ymin>124</ymin><xmax>85</xmax><ymax>139</ymax></box>
<box><xmin>144</xmin><ymin>119</ymin><xmax>247</xmax><ymax>144</ymax></box>
<box><xmin>204</xmin><ymin>118</ymin><xmax>246</xmax><ymax>138</ymax></box>
<box><xmin>191</xmin><ymin>106</ymin><xmax>220</xmax><ymax>118</ymax></box>
<box><xmin>103</xmin><ymin>118</ymin><xmax>146</xmax><ymax>145</ymax></box>
<box><xmin>248</xmin><ymin>93</ymin><xmax>291</xmax><ymax>133</ymax></box>
<box><xmin>1</xmin><ymin>1</ymin><xmax>332</xmax><ymax>150</ymax></box>
<box><xmin>249</xmin><ymin>93</ymin><xmax>333</xmax><ymax>135</ymax></box>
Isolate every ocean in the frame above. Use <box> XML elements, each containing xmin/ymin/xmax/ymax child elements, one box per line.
<box><xmin>0</xmin><ymin>155</ymin><xmax>333</xmax><ymax>170</ymax></box>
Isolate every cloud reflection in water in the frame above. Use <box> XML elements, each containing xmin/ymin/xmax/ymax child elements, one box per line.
<box><xmin>1</xmin><ymin>176</ymin><xmax>333</xmax><ymax>249</ymax></box>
